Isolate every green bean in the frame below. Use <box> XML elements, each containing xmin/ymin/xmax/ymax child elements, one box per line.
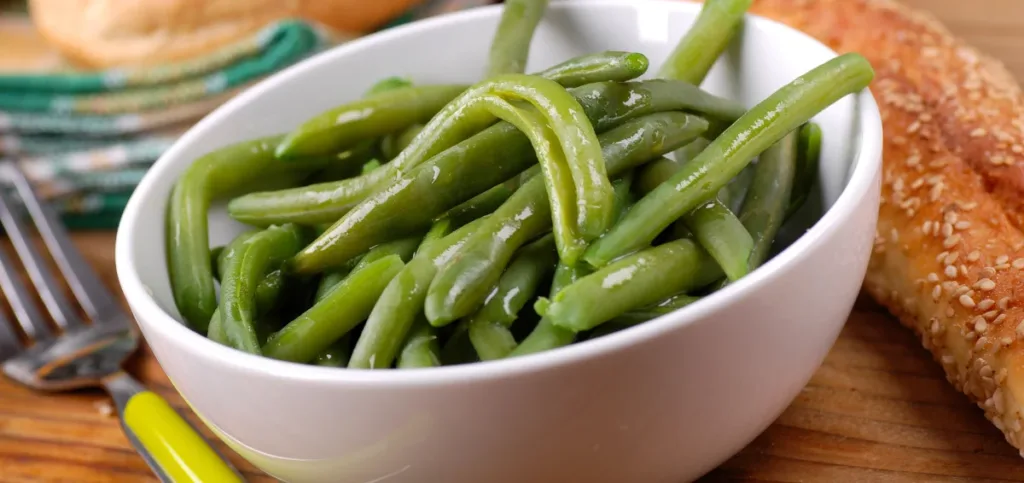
<box><xmin>314</xmin><ymin>336</ymin><xmax>352</xmax><ymax>367</ymax></box>
<box><xmin>634</xmin><ymin>156</ymin><xmax>752</xmax><ymax>281</ymax></box>
<box><xmin>313</xmin><ymin>270</ymin><xmax>350</xmax><ymax>302</ymax></box>
<box><xmin>275</xmin><ymin>84</ymin><xmax>469</xmax><ymax>159</ymax></box>
<box><xmin>262</xmin><ymin>255</ymin><xmax>404</xmax><ymax>363</ymax></box>
<box><xmin>635</xmin><ymin>138</ymin><xmax>709</xmax><ymax>196</ymax></box>
<box><xmin>354</xmin><ymin>237</ymin><xmax>422</xmax><ymax>270</ymax></box>
<box><xmin>543</xmin><ymin>239</ymin><xmax>721</xmax><ymax>332</ymax></box>
<box><xmin>348</xmin><ymin>217</ymin><xmax>485</xmax><ymax>369</ymax></box>
<box><xmin>230</xmin><ymin>78</ymin><xmax>741</xmax><ymax>232</ymax></box>
<box><xmin>507</xmin><ymin>262</ymin><xmax>590</xmax><ymax>357</ymax></box>
<box><xmin>467</xmin><ymin>234</ymin><xmax>557</xmax><ymax>360</ymax></box>
<box><xmin>209</xmin><ymin>246</ymin><xmax>225</xmax><ymax>280</ymax></box>
<box><xmin>719</xmin><ymin>164</ymin><xmax>756</xmax><ymax>214</ymax></box>
<box><xmin>658</xmin><ymin>0</ymin><xmax>754</xmax><ymax>83</ymax></box>
<box><xmin>366</xmin><ymin>77</ymin><xmax>413</xmax><ymax>96</ymax></box>
<box><xmin>740</xmin><ymin>131</ymin><xmax>799</xmax><ymax>270</ymax></box>
<box><xmin>423</xmin><ymin>112</ymin><xmax>709</xmax><ymax>326</ymax></box>
<box><xmin>787</xmin><ymin>122</ymin><xmax>822</xmax><ymax>219</ymax></box>
<box><xmin>381</xmin><ymin>124</ymin><xmax>424</xmax><ymax>161</ymax></box>
<box><xmin>486</xmin><ymin>0</ymin><xmax>549</xmax><ymax>76</ymax></box>
<box><xmin>583</xmin><ymin>53</ymin><xmax>875</xmax><ymax>268</ymax></box>
<box><xmin>397</xmin><ymin>317</ymin><xmax>442</xmax><ymax>368</ymax></box>
<box><xmin>443</xmin><ymin>171</ymin><xmax>530</xmax><ymax>229</ymax></box>
<box><xmin>589</xmin><ymin>294</ymin><xmax>701</xmax><ymax>339</ymax></box>
<box><xmin>167</xmin><ymin>136</ymin><xmax>332</xmax><ymax>331</ymax></box>
<box><xmin>535</xmin><ymin>52</ymin><xmax>649</xmax><ymax>87</ymax></box>
<box><xmin>218</xmin><ymin>224</ymin><xmax>308</xmax><ymax>353</ymax></box>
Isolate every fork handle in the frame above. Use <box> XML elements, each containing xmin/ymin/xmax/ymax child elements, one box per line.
<box><xmin>103</xmin><ymin>371</ymin><xmax>244</xmax><ymax>483</ymax></box>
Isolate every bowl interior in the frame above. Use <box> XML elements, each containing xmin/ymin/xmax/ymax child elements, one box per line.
<box><xmin>120</xmin><ymin>0</ymin><xmax>867</xmax><ymax>358</ymax></box>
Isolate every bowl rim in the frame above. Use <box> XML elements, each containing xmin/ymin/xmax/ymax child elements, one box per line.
<box><xmin>115</xmin><ymin>0</ymin><xmax>883</xmax><ymax>387</ymax></box>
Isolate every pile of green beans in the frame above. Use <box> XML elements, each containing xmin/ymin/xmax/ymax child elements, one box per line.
<box><xmin>165</xmin><ymin>0</ymin><xmax>873</xmax><ymax>368</ymax></box>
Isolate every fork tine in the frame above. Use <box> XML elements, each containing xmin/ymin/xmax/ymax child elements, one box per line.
<box><xmin>0</xmin><ymin>243</ymin><xmax>52</xmax><ymax>342</ymax></box>
<box><xmin>0</xmin><ymin>179</ymin><xmax>83</xmax><ymax>330</ymax></box>
<box><xmin>4</xmin><ymin>165</ymin><xmax>118</xmax><ymax>320</ymax></box>
<box><xmin>0</xmin><ymin>309</ymin><xmax>22</xmax><ymax>361</ymax></box>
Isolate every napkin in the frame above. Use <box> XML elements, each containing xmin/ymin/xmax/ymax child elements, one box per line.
<box><xmin>0</xmin><ymin>0</ymin><xmax>493</xmax><ymax>229</ymax></box>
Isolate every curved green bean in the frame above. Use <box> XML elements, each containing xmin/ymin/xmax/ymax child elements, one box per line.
<box><xmin>219</xmin><ymin>224</ymin><xmax>308</xmax><ymax>353</ymax></box>
<box><xmin>658</xmin><ymin>0</ymin><xmax>754</xmax><ymax>83</ymax></box>
<box><xmin>166</xmin><ymin>137</ymin><xmax>331</xmax><ymax>331</ymax></box>
<box><xmin>467</xmin><ymin>234</ymin><xmax>557</xmax><ymax>360</ymax></box>
<box><xmin>230</xmin><ymin>77</ymin><xmax>740</xmax><ymax>233</ymax></box>
<box><xmin>583</xmin><ymin>53</ymin><xmax>875</xmax><ymax>268</ymax></box>
<box><xmin>486</xmin><ymin>0</ymin><xmax>549</xmax><ymax>77</ymax></box>
<box><xmin>740</xmin><ymin>131</ymin><xmax>799</xmax><ymax>269</ymax></box>
<box><xmin>276</xmin><ymin>84</ymin><xmax>469</xmax><ymax>159</ymax></box>
<box><xmin>543</xmin><ymin>239</ymin><xmax>722</xmax><ymax>332</ymax></box>
<box><xmin>262</xmin><ymin>255</ymin><xmax>404</xmax><ymax>363</ymax></box>
<box><xmin>424</xmin><ymin>112</ymin><xmax>709</xmax><ymax>326</ymax></box>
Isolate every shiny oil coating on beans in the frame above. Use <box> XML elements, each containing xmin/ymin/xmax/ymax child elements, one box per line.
<box><xmin>166</xmin><ymin>136</ymin><xmax>331</xmax><ymax>331</ymax></box>
<box><xmin>225</xmin><ymin>53</ymin><xmax>662</xmax><ymax>230</ymax></box>
<box><xmin>422</xmin><ymin>112</ymin><xmax>709</xmax><ymax>326</ymax></box>
<box><xmin>284</xmin><ymin>81</ymin><xmax>730</xmax><ymax>272</ymax></box>
<box><xmin>582</xmin><ymin>53</ymin><xmax>875</xmax><ymax>268</ymax></box>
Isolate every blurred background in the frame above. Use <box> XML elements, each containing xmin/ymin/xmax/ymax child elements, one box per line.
<box><xmin>0</xmin><ymin>0</ymin><xmax>494</xmax><ymax>230</ymax></box>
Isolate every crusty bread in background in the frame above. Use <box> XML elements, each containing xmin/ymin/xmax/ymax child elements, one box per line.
<box><xmin>27</xmin><ymin>0</ymin><xmax>424</xmax><ymax>68</ymax></box>
<box><xmin>742</xmin><ymin>0</ymin><xmax>1024</xmax><ymax>454</ymax></box>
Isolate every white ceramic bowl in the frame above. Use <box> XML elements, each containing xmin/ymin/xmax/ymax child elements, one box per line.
<box><xmin>115</xmin><ymin>1</ymin><xmax>882</xmax><ymax>482</ymax></box>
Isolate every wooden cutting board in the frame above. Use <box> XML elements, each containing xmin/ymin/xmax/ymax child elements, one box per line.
<box><xmin>4</xmin><ymin>1</ymin><xmax>1024</xmax><ymax>481</ymax></box>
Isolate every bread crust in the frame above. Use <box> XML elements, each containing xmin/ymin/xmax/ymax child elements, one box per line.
<box><xmin>28</xmin><ymin>0</ymin><xmax>424</xmax><ymax>68</ymax></box>
<box><xmin>746</xmin><ymin>0</ymin><xmax>1024</xmax><ymax>452</ymax></box>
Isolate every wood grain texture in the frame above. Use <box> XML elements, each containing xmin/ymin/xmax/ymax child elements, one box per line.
<box><xmin>1</xmin><ymin>1</ymin><xmax>1023</xmax><ymax>481</ymax></box>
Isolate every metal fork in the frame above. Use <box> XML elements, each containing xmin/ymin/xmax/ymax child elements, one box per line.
<box><xmin>0</xmin><ymin>163</ymin><xmax>243</xmax><ymax>483</ymax></box>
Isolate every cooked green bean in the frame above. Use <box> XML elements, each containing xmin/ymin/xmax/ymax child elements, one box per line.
<box><xmin>167</xmin><ymin>136</ymin><xmax>332</xmax><ymax>331</ymax></box>
<box><xmin>536</xmin><ymin>52</ymin><xmax>650</xmax><ymax>87</ymax></box>
<box><xmin>314</xmin><ymin>336</ymin><xmax>352</xmax><ymax>367</ymax></box>
<box><xmin>219</xmin><ymin>224</ymin><xmax>308</xmax><ymax>353</ymax></box>
<box><xmin>635</xmin><ymin>138</ymin><xmax>709</xmax><ymax>196</ymax></box>
<box><xmin>366</xmin><ymin>76</ymin><xmax>413</xmax><ymax>96</ymax></box>
<box><xmin>262</xmin><ymin>255</ymin><xmax>404</xmax><ymax>363</ymax></box>
<box><xmin>467</xmin><ymin>234</ymin><xmax>557</xmax><ymax>360</ymax></box>
<box><xmin>348</xmin><ymin>217</ymin><xmax>485</xmax><ymax>369</ymax></box>
<box><xmin>589</xmin><ymin>294</ymin><xmax>701</xmax><ymax>339</ymax></box>
<box><xmin>508</xmin><ymin>262</ymin><xmax>590</xmax><ymax>357</ymax></box>
<box><xmin>740</xmin><ymin>131</ymin><xmax>799</xmax><ymax>269</ymax></box>
<box><xmin>381</xmin><ymin>124</ymin><xmax>424</xmax><ymax>161</ymax></box>
<box><xmin>486</xmin><ymin>0</ymin><xmax>549</xmax><ymax>77</ymax></box>
<box><xmin>276</xmin><ymin>84</ymin><xmax>469</xmax><ymax>160</ymax></box>
<box><xmin>787</xmin><ymin>122</ymin><xmax>822</xmax><ymax>219</ymax></box>
<box><xmin>583</xmin><ymin>53</ymin><xmax>875</xmax><ymax>268</ymax></box>
<box><xmin>543</xmin><ymin>239</ymin><xmax>722</xmax><ymax>332</ymax></box>
<box><xmin>443</xmin><ymin>171</ymin><xmax>531</xmax><ymax>228</ymax></box>
<box><xmin>397</xmin><ymin>317</ymin><xmax>442</xmax><ymax>368</ymax></box>
<box><xmin>229</xmin><ymin>78</ymin><xmax>741</xmax><ymax>232</ymax></box>
<box><xmin>424</xmin><ymin>112</ymin><xmax>709</xmax><ymax>326</ymax></box>
<box><xmin>658</xmin><ymin>0</ymin><xmax>754</xmax><ymax>83</ymax></box>
<box><xmin>634</xmin><ymin>155</ymin><xmax>752</xmax><ymax>281</ymax></box>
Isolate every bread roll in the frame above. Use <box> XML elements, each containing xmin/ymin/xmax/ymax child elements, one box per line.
<box><xmin>27</xmin><ymin>0</ymin><xmax>425</xmax><ymax>68</ymax></box>
<box><xmin>744</xmin><ymin>0</ymin><xmax>1024</xmax><ymax>453</ymax></box>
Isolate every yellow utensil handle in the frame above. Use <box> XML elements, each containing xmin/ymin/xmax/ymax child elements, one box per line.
<box><xmin>123</xmin><ymin>391</ymin><xmax>243</xmax><ymax>483</ymax></box>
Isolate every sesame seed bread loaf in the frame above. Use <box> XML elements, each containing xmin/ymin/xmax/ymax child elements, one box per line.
<box><xmin>743</xmin><ymin>0</ymin><xmax>1024</xmax><ymax>453</ymax></box>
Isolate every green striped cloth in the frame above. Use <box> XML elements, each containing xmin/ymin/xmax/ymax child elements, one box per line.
<box><xmin>0</xmin><ymin>0</ymin><xmax>493</xmax><ymax>229</ymax></box>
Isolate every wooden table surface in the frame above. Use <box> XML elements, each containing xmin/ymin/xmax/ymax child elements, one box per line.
<box><xmin>4</xmin><ymin>1</ymin><xmax>1024</xmax><ymax>482</ymax></box>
